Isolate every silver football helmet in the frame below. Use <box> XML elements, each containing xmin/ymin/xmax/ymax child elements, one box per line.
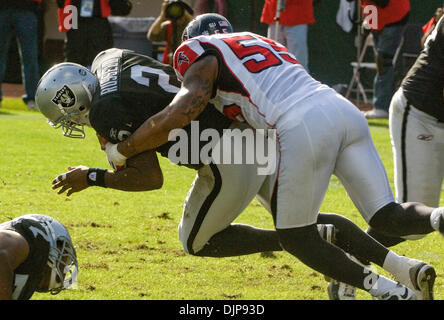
<box><xmin>19</xmin><ymin>214</ymin><xmax>79</xmax><ymax>294</ymax></box>
<box><xmin>35</xmin><ymin>63</ymin><xmax>98</xmax><ymax>138</ymax></box>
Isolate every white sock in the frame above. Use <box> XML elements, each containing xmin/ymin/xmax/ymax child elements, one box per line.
<box><xmin>430</xmin><ymin>208</ymin><xmax>443</xmax><ymax>233</ymax></box>
<box><xmin>382</xmin><ymin>251</ymin><xmax>418</xmax><ymax>285</ymax></box>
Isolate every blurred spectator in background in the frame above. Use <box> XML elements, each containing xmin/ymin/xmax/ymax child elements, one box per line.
<box><xmin>0</xmin><ymin>0</ymin><xmax>42</xmax><ymax>110</ymax></box>
<box><xmin>57</xmin><ymin>0</ymin><xmax>132</xmax><ymax>68</ymax></box>
<box><xmin>357</xmin><ymin>0</ymin><xmax>410</xmax><ymax>119</ymax></box>
<box><xmin>194</xmin><ymin>0</ymin><xmax>226</xmax><ymax>16</ymax></box>
<box><xmin>260</xmin><ymin>0</ymin><xmax>316</xmax><ymax>71</ymax></box>
<box><xmin>421</xmin><ymin>5</ymin><xmax>444</xmax><ymax>48</ymax></box>
<box><xmin>147</xmin><ymin>0</ymin><xmax>194</xmax><ymax>65</ymax></box>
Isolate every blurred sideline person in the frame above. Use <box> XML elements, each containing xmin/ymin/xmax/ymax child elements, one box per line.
<box><xmin>0</xmin><ymin>0</ymin><xmax>42</xmax><ymax>110</ymax></box>
<box><xmin>421</xmin><ymin>5</ymin><xmax>444</xmax><ymax>48</ymax></box>
<box><xmin>355</xmin><ymin>0</ymin><xmax>411</xmax><ymax>119</ymax></box>
<box><xmin>389</xmin><ymin>16</ymin><xmax>444</xmax><ymax>211</ymax></box>
<box><xmin>260</xmin><ymin>0</ymin><xmax>315</xmax><ymax>71</ymax></box>
<box><xmin>148</xmin><ymin>0</ymin><xmax>194</xmax><ymax>65</ymax></box>
<box><xmin>57</xmin><ymin>0</ymin><xmax>132</xmax><ymax>67</ymax></box>
<box><xmin>0</xmin><ymin>214</ymin><xmax>78</xmax><ymax>300</ymax></box>
<box><xmin>35</xmin><ymin>49</ymin><xmax>436</xmax><ymax>300</ymax></box>
<box><xmin>104</xmin><ymin>14</ymin><xmax>444</xmax><ymax>298</ymax></box>
<box><xmin>194</xmin><ymin>0</ymin><xmax>226</xmax><ymax>16</ymax></box>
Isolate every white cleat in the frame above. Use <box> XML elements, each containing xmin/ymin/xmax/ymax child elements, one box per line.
<box><xmin>378</xmin><ymin>283</ymin><xmax>416</xmax><ymax>300</ymax></box>
<box><xmin>327</xmin><ymin>281</ymin><xmax>356</xmax><ymax>300</ymax></box>
<box><xmin>396</xmin><ymin>260</ymin><xmax>436</xmax><ymax>300</ymax></box>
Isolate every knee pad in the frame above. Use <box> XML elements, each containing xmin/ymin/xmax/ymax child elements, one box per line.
<box><xmin>376</xmin><ymin>52</ymin><xmax>394</xmax><ymax>75</ymax></box>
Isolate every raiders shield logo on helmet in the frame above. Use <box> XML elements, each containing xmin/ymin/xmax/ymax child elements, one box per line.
<box><xmin>52</xmin><ymin>85</ymin><xmax>76</xmax><ymax>108</ymax></box>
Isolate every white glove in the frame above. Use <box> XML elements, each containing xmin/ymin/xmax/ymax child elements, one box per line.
<box><xmin>105</xmin><ymin>143</ymin><xmax>127</xmax><ymax>170</ymax></box>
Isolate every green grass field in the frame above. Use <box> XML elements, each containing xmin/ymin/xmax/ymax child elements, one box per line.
<box><xmin>0</xmin><ymin>97</ymin><xmax>443</xmax><ymax>300</ymax></box>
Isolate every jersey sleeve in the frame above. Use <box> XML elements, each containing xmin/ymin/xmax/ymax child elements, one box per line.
<box><xmin>89</xmin><ymin>95</ymin><xmax>136</xmax><ymax>144</ymax></box>
<box><xmin>173</xmin><ymin>39</ymin><xmax>208</xmax><ymax>81</ymax></box>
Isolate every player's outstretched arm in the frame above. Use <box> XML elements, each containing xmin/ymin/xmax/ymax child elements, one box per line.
<box><xmin>112</xmin><ymin>55</ymin><xmax>219</xmax><ymax>162</ymax></box>
<box><xmin>52</xmin><ymin>150</ymin><xmax>164</xmax><ymax>196</ymax></box>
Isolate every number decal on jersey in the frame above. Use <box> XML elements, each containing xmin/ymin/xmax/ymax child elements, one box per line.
<box><xmin>221</xmin><ymin>34</ymin><xmax>299</xmax><ymax>73</ymax></box>
<box><xmin>12</xmin><ymin>274</ymin><xmax>29</xmax><ymax>300</ymax></box>
<box><xmin>130</xmin><ymin>65</ymin><xmax>180</xmax><ymax>93</ymax></box>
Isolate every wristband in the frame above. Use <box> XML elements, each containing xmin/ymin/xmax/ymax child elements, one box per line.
<box><xmin>86</xmin><ymin>168</ymin><xmax>107</xmax><ymax>187</ymax></box>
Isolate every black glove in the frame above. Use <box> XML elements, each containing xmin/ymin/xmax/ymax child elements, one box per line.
<box><xmin>109</xmin><ymin>0</ymin><xmax>133</xmax><ymax>16</ymax></box>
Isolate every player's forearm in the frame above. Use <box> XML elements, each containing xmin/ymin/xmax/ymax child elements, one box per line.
<box><xmin>117</xmin><ymin>55</ymin><xmax>218</xmax><ymax>159</ymax></box>
<box><xmin>105</xmin><ymin>150</ymin><xmax>164</xmax><ymax>191</ymax></box>
<box><xmin>116</xmin><ymin>90</ymin><xmax>210</xmax><ymax>158</ymax></box>
<box><xmin>104</xmin><ymin>167</ymin><xmax>163</xmax><ymax>191</ymax></box>
<box><xmin>115</xmin><ymin>109</ymin><xmax>183</xmax><ymax>159</ymax></box>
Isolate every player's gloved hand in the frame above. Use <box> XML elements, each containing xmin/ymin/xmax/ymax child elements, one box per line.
<box><xmin>105</xmin><ymin>142</ymin><xmax>127</xmax><ymax>170</ymax></box>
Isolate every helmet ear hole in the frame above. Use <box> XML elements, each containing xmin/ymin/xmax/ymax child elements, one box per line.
<box><xmin>79</xmin><ymin>106</ymin><xmax>86</xmax><ymax>111</ymax></box>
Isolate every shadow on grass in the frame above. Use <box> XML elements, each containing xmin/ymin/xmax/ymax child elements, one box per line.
<box><xmin>367</xmin><ymin>119</ymin><xmax>389</xmax><ymax>129</ymax></box>
<box><xmin>0</xmin><ymin>109</ymin><xmax>15</xmax><ymax>116</ymax></box>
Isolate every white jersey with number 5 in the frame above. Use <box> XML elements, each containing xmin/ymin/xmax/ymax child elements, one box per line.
<box><xmin>173</xmin><ymin>32</ymin><xmax>332</xmax><ymax>129</ymax></box>
<box><xmin>175</xmin><ymin>31</ymin><xmax>395</xmax><ymax>229</ymax></box>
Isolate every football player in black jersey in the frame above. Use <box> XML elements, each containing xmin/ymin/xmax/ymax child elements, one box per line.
<box><xmin>388</xmin><ymin>15</ymin><xmax>444</xmax><ymax>232</ymax></box>
<box><xmin>34</xmin><ymin>48</ymin><xmax>440</xmax><ymax>300</ymax></box>
<box><xmin>0</xmin><ymin>214</ymin><xmax>78</xmax><ymax>300</ymax></box>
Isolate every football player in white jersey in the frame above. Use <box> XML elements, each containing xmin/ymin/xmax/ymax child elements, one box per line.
<box><xmin>103</xmin><ymin>13</ymin><xmax>444</xmax><ymax>299</ymax></box>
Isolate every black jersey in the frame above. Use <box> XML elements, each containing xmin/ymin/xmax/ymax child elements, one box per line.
<box><xmin>402</xmin><ymin>17</ymin><xmax>444</xmax><ymax>121</ymax></box>
<box><xmin>0</xmin><ymin>216</ymin><xmax>50</xmax><ymax>300</ymax></box>
<box><xmin>89</xmin><ymin>48</ymin><xmax>232</xmax><ymax>170</ymax></box>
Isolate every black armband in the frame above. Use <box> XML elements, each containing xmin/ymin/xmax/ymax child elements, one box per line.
<box><xmin>86</xmin><ymin>168</ymin><xmax>108</xmax><ymax>187</ymax></box>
